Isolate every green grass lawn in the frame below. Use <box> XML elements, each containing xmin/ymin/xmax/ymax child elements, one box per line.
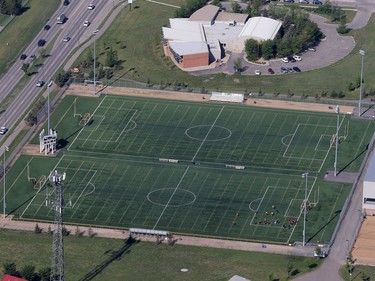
<box><xmin>72</xmin><ymin>0</ymin><xmax>375</xmax><ymax>99</ymax></box>
<box><xmin>0</xmin><ymin>229</ymin><xmax>323</xmax><ymax>281</ymax></box>
<box><xmin>4</xmin><ymin>95</ymin><xmax>374</xmax><ymax>244</ymax></box>
<box><xmin>0</xmin><ymin>0</ymin><xmax>60</xmax><ymax>75</ymax></box>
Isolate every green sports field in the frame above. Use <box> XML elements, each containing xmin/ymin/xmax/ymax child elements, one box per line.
<box><xmin>3</xmin><ymin>95</ymin><xmax>374</xmax><ymax>244</ymax></box>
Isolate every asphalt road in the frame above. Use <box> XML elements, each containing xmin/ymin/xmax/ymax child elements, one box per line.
<box><xmin>0</xmin><ymin>0</ymin><xmax>120</xmax><ymax>139</ymax></box>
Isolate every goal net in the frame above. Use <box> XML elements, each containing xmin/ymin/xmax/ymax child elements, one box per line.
<box><xmin>79</xmin><ymin>113</ymin><xmax>91</xmax><ymax>126</ymax></box>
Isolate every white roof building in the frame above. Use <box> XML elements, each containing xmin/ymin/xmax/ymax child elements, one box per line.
<box><xmin>162</xmin><ymin>5</ymin><xmax>282</xmax><ymax>68</ymax></box>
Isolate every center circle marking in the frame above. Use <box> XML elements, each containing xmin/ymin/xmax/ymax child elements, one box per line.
<box><xmin>185</xmin><ymin>125</ymin><xmax>232</xmax><ymax>141</ymax></box>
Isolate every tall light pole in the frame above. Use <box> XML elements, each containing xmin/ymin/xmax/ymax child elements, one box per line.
<box><xmin>358</xmin><ymin>50</ymin><xmax>365</xmax><ymax>117</ymax></box>
<box><xmin>93</xmin><ymin>29</ymin><xmax>99</xmax><ymax>95</ymax></box>
<box><xmin>3</xmin><ymin>146</ymin><xmax>9</xmax><ymax>219</ymax></box>
<box><xmin>47</xmin><ymin>81</ymin><xmax>52</xmax><ymax>133</ymax></box>
<box><xmin>334</xmin><ymin>105</ymin><xmax>340</xmax><ymax>176</ymax></box>
<box><xmin>302</xmin><ymin>172</ymin><xmax>309</xmax><ymax>246</ymax></box>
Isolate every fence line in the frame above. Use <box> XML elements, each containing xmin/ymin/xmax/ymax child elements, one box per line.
<box><xmin>70</xmin><ymin>77</ymin><xmax>372</xmax><ymax>108</ymax></box>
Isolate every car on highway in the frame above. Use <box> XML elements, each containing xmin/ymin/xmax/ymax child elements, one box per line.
<box><xmin>293</xmin><ymin>66</ymin><xmax>301</xmax><ymax>72</ymax></box>
<box><xmin>281</xmin><ymin>57</ymin><xmax>289</xmax><ymax>63</ymax></box>
<box><xmin>30</xmin><ymin>54</ymin><xmax>36</xmax><ymax>60</ymax></box>
<box><xmin>299</xmin><ymin>0</ymin><xmax>309</xmax><ymax>3</ymax></box>
<box><xmin>255</xmin><ymin>70</ymin><xmax>261</xmax><ymax>75</ymax></box>
<box><xmin>44</xmin><ymin>24</ymin><xmax>50</xmax><ymax>30</ymax></box>
<box><xmin>284</xmin><ymin>0</ymin><xmax>294</xmax><ymax>2</ymax></box>
<box><xmin>63</xmin><ymin>36</ymin><xmax>71</xmax><ymax>42</ymax></box>
<box><xmin>268</xmin><ymin>68</ymin><xmax>275</xmax><ymax>74</ymax></box>
<box><xmin>36</xmin><ymin>80</ymin><xmax>45</xmax><ymax>87</ymax></box>
<box><xmin>293</xmin><ymin>55</ymin><xmax>302</xmax><ymax>61</ymax></box>
<box><xmin>63</xmin><ymin>0</ymin><xmax>69</xmax><ymax>5</ymax></box>
<box><xmin>88</xmin><ymin>3</ymin><xmax>95</xmax><ymax>10</ymax></box>
<box><xmin>0</xmin><ymin>127</ymin><xmax>8</xmax><ymax>135</ymax></box>
<box><xmin>280</xmin><ymin>67</ymin><xmax>288</xmax><ymax>73</ymax></box>
<box><xmin>37</xmin><ymin>39</ymin><xmax>46</xmax><ymax>47</ymax></box>
<box><xmin>83</xmin><ymin>20</ymin><xmax>91</xmax><ymax>27</ymax></box>
<box><xmin>20</xmin><ymin>54</ymin><xmax>27</xmax><ymax>60</ymax></box>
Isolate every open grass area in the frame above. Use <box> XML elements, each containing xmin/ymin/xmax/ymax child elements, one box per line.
<box><xmin>0</xmin><ymin>0</ymin><xmax>60</xmax><ymax>75</ymax></box>
<box><xmin>0</xmin><ymin>229</ymin><xmax>323</xmax><ymax>281</ymax></box>
<box><xmin>4</xmin><ymin>95</ymin><xmax>374</xmax><ymax>244</ymax></box>
<box><xmin>73</xmin><ymin>0</ymin><xmax>375</xmax><ymax>99</ymax></box>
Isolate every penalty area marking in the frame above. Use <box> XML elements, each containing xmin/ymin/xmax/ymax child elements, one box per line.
<box><xmin>281</xmin><ymin>134</ymin><xmax>293</xmax><ymax>146</ymax></box>
<box><xmin>249</xmin><ymin>198</ymin><xmax>263</xmax><ymax>212</ymax></box>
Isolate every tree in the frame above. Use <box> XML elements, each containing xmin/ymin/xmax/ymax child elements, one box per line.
<box><xmin>20</xmin><ymin>264</ymin><xmax>36</xmax><ymax>281</ymax></box>
<box><xmin>38</xmin><ymin>267</ymin><xmax>51</xmax><ymax>281</ymax></box>
<box><xmin>105</xmin><ymin>47</ymin><xmax>118</xmax><ymax>68</ymax></box>
<box><xmin>0</xmin><ymin>0</ymin><xmax>22</xmax><ymax>16</ymax></box>
<box><xmin>39</xmin><ymin>48</ymin><xmax>47</xmax><ymax>58</ymax></box>
<box><xmin>231</xmin><ymin>1</ymin><xmax>241</xmax><ymax>13</ymax></box>
<box><xmin>244</xmin><ymin>39</ymin><xmax>259</xmax><ymax>61</ymax></box>
<box><xmin>21</xmin><ymin>63</ymin><xmax>29</xmax><ymax>75</ymax></box>
<box><xmin>3</xmin><ymin>261</ymin><xmax>20</xmax><ymax>277</ymax></box>
<box><xmin>55</xmin><ymin>70</ymin><xmax>71</xmax><ymax>87</ymax></box>
<box><xmin>233</xmin><ymin>58</ymin><xmax>242</xmax><ymax>72</ymax></box>
<box><xmin>261</xmin><ymin>40</ymin><xmax>275</xmax><ymax>60</ymax></box>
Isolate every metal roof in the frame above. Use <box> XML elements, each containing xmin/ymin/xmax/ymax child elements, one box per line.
<box><xmin>169</xmin><ymin>41</ymin><xmax>208</xmax><ymax>55</ymax></box>
<box><xmin>189</xmin><ymin>4</ymin><xmax>220</xmax><ymax>22</ymax></box>
<box><xmin>239</xmin><ymin>16</ymin><xmax>282</xmax><ymax>41</ymax></box>
<box><xmin>215</xmin><ymin>11</ymin><xmax>249</xmax><ymax>24</ymax></box>
<box><xmin>365</xmin><ymin>153</ymin><xmax>375</xmax><ymax>183</ymax></box>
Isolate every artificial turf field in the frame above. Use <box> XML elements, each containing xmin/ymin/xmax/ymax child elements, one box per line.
<box><xmin>4</xmin><ymin>94</ymin><xmax>375</xmax><ymax>244</ymax></box>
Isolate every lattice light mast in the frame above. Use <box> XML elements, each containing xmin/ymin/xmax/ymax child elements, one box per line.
<box><xmin>50</xmin><ymin>170</ymin><xmax>66</xmax><ymax>281</ymax></box>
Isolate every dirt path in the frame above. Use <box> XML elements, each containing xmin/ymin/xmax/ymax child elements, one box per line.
<box><xmin>65</xmin><ymin>84</ymin><xmax>355</xmax><ymax>114</ymax></box>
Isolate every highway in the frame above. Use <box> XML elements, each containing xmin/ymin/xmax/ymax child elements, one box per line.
<box><xmin>0</xmin><ymin>0</ymin><xmax>118</xmax><ymax>137</ymax></box>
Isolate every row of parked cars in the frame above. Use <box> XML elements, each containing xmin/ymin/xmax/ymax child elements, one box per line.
<box><xmin>284</xmin><ymin>0</ymin><xmax>323</xmax><ymax>4</ymax></box>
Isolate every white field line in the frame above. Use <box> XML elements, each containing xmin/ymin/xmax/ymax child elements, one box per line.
<box><xmin>115</xmin><ymin>110</ymin><xmax>138</xmax><ymax>143</ymax></box>
<box><xmin>191</xmin><ymin>106</ymin><xmax>224</xmax><ymax>162</ymax></box>
<box><xmin>68</xmin><ymin>95</ymin><xmax>108</xmax><ymax>151</ymax></box>
<box><xmin>283</xmin><ymin>124</ymin><xmax>299</xmax><ymax>157</ymax></box>
<box><xmin>20</xmin><ymin>154</ymin><xmax>67</xmax><ymax>218</ymax></box>
<box><xmin>153</xmin><ymin>166</ymin><xmax>190</xmax><ymax>229</ymax></box>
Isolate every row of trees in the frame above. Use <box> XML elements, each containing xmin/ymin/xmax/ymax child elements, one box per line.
<box><xmin>0</xmin><ymin>0</ymin><xmax>22</xmax><ymax>15</ymax></box>
<box><xmin>3</xmin><ymin>261</ymin><xmax>50</xmax><ymax>281</ymax></box>
<box><xmin>245</xmin><ymin>7</ymin><xmax>322</xmax><ymax>61</ymax></box>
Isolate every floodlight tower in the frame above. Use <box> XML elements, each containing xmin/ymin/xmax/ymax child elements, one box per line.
<box><xmin>302</xmin><ymin>172</ymin><xmax>309</xmax><ymax>246</ymax></box>
<box><xmin>50</xmin><ymin>170</ymin><xmax>66</xmax><ymax>281</ymax></box>
<box><xmin>334</xmin><ymin>105</ymin><xmax>340</xmax><ymax>176</ymax></box>
<box><xmin>93</xmin><ymin>29</ymin><xmax>99</xmax><ymax>95</ymax></box>
<box><xmin>358</xmin><ymin>50</ymin><xmax>365</xmax><ymax>117</ymax></box>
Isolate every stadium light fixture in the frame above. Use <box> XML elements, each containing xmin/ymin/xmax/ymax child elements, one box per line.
<box><xmin>358</xmin><ymin>50</ymin><xmax>365</xmax><ymax>117</ymax></box>
<box><xmin>334</xmin><ymin>105</ymin><xmax>339</xmax><ymax>176</ymax></box>
<box><xmin>3</xmin><ymin>146</ymin><xmax>9</xmax><ymax>218</ymax></box>
<box><xmin>93</xmin><ymin>29</ymin><xmax>99</xmax><ymax>95</ymax></box>
<box><xmin>301</xmin><ymin>172</ymin><xmax>309</xmax><ymax>246</ymax></box>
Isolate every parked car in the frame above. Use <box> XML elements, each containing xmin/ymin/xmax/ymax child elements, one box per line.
<box><xmin>280</xmin><ymin>67</ymin><xmax>288</xmax><ymax>73</ymax></box>
<box><xmin>312</xmin><ymin>0</ymin><xmax>322</xmax><ymax>4</ymax></box>
<box><xmin>293</xmin><ymin>55</ymin><xmax>302</xmax><ymax>61</ymax></box>
<box><xmin>83</xmin><ymin>20</ymin><xmax>91</xmax><ymax>27</ymax></box>
<box><xmin>308</xmin><ymin>47</ymin><xmax>316</xmax><ymax>52</ymax></box>
<box><xmin>63</xmin><ymin>36</ymin><xmax>71</xmax><ymax>42</ymax></box>
<box><xmin>20</xmin><ymin>54</ymin><xmax>27</xmax><ymax>60</ymax></box>
<box><xmin>299</xmin><ymin>0</ymin><xmax>309</xmax><ymax>3</ymax></box>
<box><xmin>284</xmin><ymin>0</ymin><xmax>295</xmax><ymax>2</ymax></box>
<box><xmin>293</xmin><ymin>66</ymin><xmax>301</xmax><ymax>72</ymax></box>
<box><xmin>37</xmin><ymin>39</ymin><xmax>46</xmax><ymax>47</ymax></box>
<box><xmin>88</xmin><ymin>3</ymin><xmax>95</xmax><ymax>9</ymax></box>
<box><xmin>44</xmin><ymin>24</ymin><xmax>50</xmax><ymax>30</ymax></box>
<box><xmin>0</xmin><ymin>127</ymin><xmax>8</xmax><ymax>135</ymax></box>
<box><xmin>268</xmin><ymin>68</ymin><xmax>275</xmax><ymax>74</ymax></box>
<box><xmin>36</xmin><ymin>80</ymin><xmax>45</xmax><ymax>87</ymax></box>
<box><xmin>281</xmin><ymin>57</ymin><xmax>289</xmax><ymax>63</ymax></box>
<box><xmin>289</xmin><ymin>57</ymin><xmax>296</xmax><ymax>63</ymax></box>
<box><xmin>255</xmin><ymin>70</ymin><xmax>261</xmax><ymax>75</ymax></box>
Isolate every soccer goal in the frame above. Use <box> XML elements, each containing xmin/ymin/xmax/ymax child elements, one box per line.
<box><xmin>34</xmin><ymin>175</ymin><xmax>46</xmax><ymax>190</ymax></box>
<box><xmin>79</xmin><ymin>113</ymin><xmax>91</xmax><ymax>126</ymax></box>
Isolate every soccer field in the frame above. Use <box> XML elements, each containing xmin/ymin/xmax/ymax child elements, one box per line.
<box><xmin>4</xmin><ymin>95</ymin><xmax>374</xmax><ymax>244</ymax></box>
